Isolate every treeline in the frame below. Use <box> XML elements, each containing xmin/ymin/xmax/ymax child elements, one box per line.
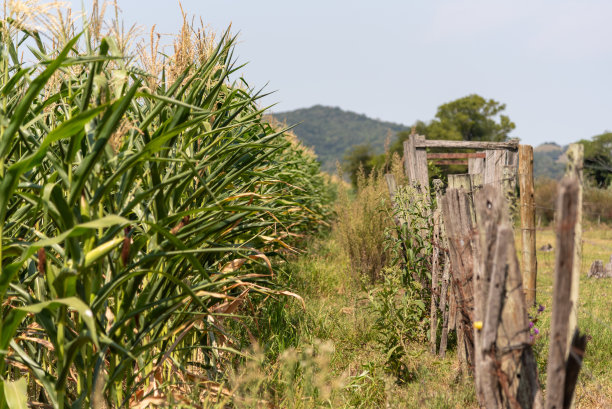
<box><xmin>342</xmin><ymin>94</ymin><xmax>515</xmax><ymax>186</ymax></box>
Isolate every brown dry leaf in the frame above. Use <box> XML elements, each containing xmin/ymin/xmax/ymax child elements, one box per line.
<box><xmin>130</xmin><ymin>396</ymin><xmax>166</xmax><ymax>409</ymax></box>
<box><xmin>248</xmin><ymin>254</ymin><xmax>273</xmax><ymax>275</ymax></box>
<box><xmin>277</xmin><ymin>290</ymin><xmax>306</xmax><ymax>310</ymax></box>
<box><xmin>16</xmin><ymin>336</ymin><xmax>54</xmax><ymax>349</ymax></box>
<box><xmin>340</xmin><ymin>307</ymin><xmax>354</xmax><ymax>315</ymax></box>
<box><xmin>220</xmin><ymin>258</ymin><xmax>247</xmax><ymax>273</ymax></box>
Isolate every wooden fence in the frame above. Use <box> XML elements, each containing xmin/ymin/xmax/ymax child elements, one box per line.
<box><xmin>386</xmin><ymin>135</ymin><xmax>587</xmax><ymax>408</ymax></box>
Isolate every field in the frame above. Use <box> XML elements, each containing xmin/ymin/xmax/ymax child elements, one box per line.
<box><xmin>1</xmin><ymin>3</ymin><xmax>612</xmax><ymax>408</ymax></box>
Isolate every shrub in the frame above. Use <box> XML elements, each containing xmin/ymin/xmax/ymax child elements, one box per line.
<box><xmin>333</xmin><ymin>155</ymin><xmax>403</xmax><ymax>281</ymax></box>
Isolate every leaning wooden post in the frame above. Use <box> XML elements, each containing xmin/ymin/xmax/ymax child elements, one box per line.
<box><xmin>519</xmin><ymin>145</ymin><xmax>537</xmax><ymax>306</ymax></box>
<box><xmin>546</xmin><ymin>176</ymin><xmax>587</xmax><ymax>409</ymax></box>
<box><xmin>565</xmin><ymin>143</ymin><xmax>583</xmax><ymax>355</ymax></box>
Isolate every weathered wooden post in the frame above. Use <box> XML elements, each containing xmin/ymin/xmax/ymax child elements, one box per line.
<box><xmin>545</xmin><ymin>176</ymin><xmax>587</xmax><ymax>409</ymax></box>
<box><xmin>564</xmin><ymin>143</ymin><xmax>583</xmax><ymax>354</ymax></box>
<box><xmin>474</xmin><ymin>186</ymin><xmax>542</xmax><ymax>409</ymax></box>
<box><xmin>519</xmin><ymin>145</ymin><xmax>537</xmax><ymax>306</ymax></box>
<box><xmin>441</xmin><ymin>187</ymin><xmax>476</xmax><ymax>373</ymax></box>
<box><xmin>403</xmin><ymin>134</ymin><xmax>430</xmax><ymax>200</ymax></box>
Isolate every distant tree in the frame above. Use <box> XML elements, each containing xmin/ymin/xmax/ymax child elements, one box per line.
<box><xmin>580</xmin><ymin>132</ymin><xmax>612</xmax><ymax>187</ymax></box>
<box><xmin>427</xmin><ymin>94</ymin><xmax>515</xmax><ymax>142</ymax></box>
<box><xmin>343</xmin><ymin>144</ymin><xmax>375</xmax><ymax>187</ymax></box>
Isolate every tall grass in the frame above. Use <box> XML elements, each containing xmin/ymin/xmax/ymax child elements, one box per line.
<box><xmin>0</xmin><ymin>2</ymin><xmax>331</xmax><ymax>407</ymax></box>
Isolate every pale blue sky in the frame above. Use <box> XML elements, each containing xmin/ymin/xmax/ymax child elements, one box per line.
<box><xmin>69</xmin><ymin>0</ymin><xmax>612</xmax><ymax>146</ymax></box>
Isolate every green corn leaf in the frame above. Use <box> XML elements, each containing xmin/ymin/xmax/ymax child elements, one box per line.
<box><xmin>2</xmin><ymin>378</ymin><xmax>27</xmax><ymax>409</ymax></box>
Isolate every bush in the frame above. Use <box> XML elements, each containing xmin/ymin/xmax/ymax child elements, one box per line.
<box><xmin>333</xmin><ymin>155</ymin><xmax>404</xmax><ymax>281</ymax></box>
<box><xmin>534</xmin><ymin>177</ymin><xmax>558</xmax><ymax>226</ymax></box>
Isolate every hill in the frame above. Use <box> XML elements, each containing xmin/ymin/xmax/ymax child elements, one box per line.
<box><xmin>272</xmin><ymin>105</ymin><xmax>409</xmax><ymax>173</ymax></box>
<box><xmin>533</xmin><ymin>142</ymin><xmax>567</xmax><ymax>180</ymax></box>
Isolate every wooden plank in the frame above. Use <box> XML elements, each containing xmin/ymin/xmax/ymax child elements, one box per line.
<box><xmin>470</xmin><ymin>173</ymin><xmax>483</xmax><ymax>193</ymax></box>
<box><xmin>438</xmin><ymin>256</ymin><xmax>451</xmax><ymax>358</ymax></box>
<box><xmin>546</xmin><ymin>177</ymin><xmax>580</xmax><ymax>409</ymax></box>
<box><xmin>507</xmin><ymin>150</ymin><xmax>519</xmax><ymax>167</ymax></box>
<box><xmin>430</xmin><ymin>179</ymin><xmax>443</xmax><ymax>354</ymax></box>
<box><xmin>404</xmin><ymin>135</ymin><xmax>431</xmax><ymax>200</ymax></box>
<box><xmin>441</xmin><ymin>188</ymin><xmax>476</xmax><ymax>373</ymax></box>
<box><xmin>519</xmin><ymin>145</ymin><xmax>537</xmax><ymax>306</ymax></box>
<box><xmin>415</xmin><ymin>139</ymin><xmax>519</xmax><ymax>150</ymax></box>
<box><xmin>428</xmin><ymin>152</ymin><xmax>486</xmax><ymax>159</ymax></box>
<box><xmin>448</xmin><ymin>174</ymin><xmax>475</xmax><ymax>224</ymax></box>
<box><xmin>385</xmin><ymin>173</ymin><xmax>402</xmax><ymax>226</ymax></box>
<box><xmin>468</xmin><ymin>157</ymin><xmax>485</xmax><ymax>175</ymax></box>
<box><xmin>415</xmin><ymin>135</ymin><xmax>431</xmax><ymax>200</ymax></box>
<box><xmin>432</xmin><ymin>160</ymin><xmax>469</xmax><ymax>166</ymax></box>
<box><xmin>403</xmin><ymin>135</ymin><xmax>417</xmax><ymax>181</ymax></box>
<box><xmin>484</xmin><ymin>149</ymin><xmax>508</xmax><ymax>187</ymax></box>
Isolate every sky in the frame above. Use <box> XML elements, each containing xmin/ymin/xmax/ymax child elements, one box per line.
<box><xmin>67</xmin><ymin>0</ymin><xmax>612</xmax><ymax>146</ymax></box>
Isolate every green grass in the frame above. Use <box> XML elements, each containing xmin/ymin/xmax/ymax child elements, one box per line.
<box><xmin>225</xmin><ymin>235</ymin><xmax>477</xmax><ymax>408</ymax></box>
<box><xmin>223</xmin><ymin>226</ymin><xmax>612</xmax><ymax>408</ymax></box>
<box><xmin>526</xmin><ymin>227</ymin><xmax>612</xmax><ymax>408</ymax></box>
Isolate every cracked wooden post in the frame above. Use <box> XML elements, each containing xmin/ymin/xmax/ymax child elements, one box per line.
<box><xmin>546</xmin><ymin>176</ymin><xmax>587</xmax><ymax>409</ymax></box>
<box><xmin>519</xmin><ymin>145</ymin><xmax>537</xmax><ymax>306</ymax></box>
<box><xmin>441</xmin><ymin>187</ymin><xmax>476</xmax><ymax>374</ymax></box>
<box><xmin>565</xmin><ymin>144</ymin><xmax>583</xmax><ymax>357</ymax></box>
<box><xmin>474</xmin><ymin>185</ymin><xmax>543</xmax><ymax>409</ymax></box>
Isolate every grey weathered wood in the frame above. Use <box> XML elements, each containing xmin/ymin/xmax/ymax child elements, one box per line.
<box><xmin>563</xmin><ymin>330</ymin><xmax>588</xmax><ymax>409</ymax></box>
<box><xmin>564</xmin><ymin>144</ymin><xmax>583</xmax><ymax>362</ymax></box>
<box><xmin>385</xmin><ymin>173</ymin><xmax>398</xmax><ymax>202</ymax></box>
<box><xmin>404</xmin><ymin>135</ymin><xmax>431</xmax><ymax>199</ymax></box>
<box><xmin>415</xmin><ymin>139</ymin><xmax>519</xmax><ymax>150</ymax></box>
<box><xmin>519</xmin><ymin>145</ymin><xmax>537</xmax><ymax>306</ymax></box>
<box><xmin>469</xmin><ymin>157</ymin><xmax>485</xmax><ymax>175</ymax></box>
<box><xmin>470</xmin><ymin>173</ymin><xmax>483</xmax><ymax>193</ymax></box>
<box><xmin>385</xmin><ymin>173</ymin><xmax>402</xmax><ymax>226</ymax></box>
<box><xmin>430</xmin><ymin>179</ymin><xmax>444</xmax><ymax>354</ymax></box>
<box><xmin>484</xmin><ymin>150</ymin><xmax>508</xmax><ymax>187</ymax></box>
<box><xmin>448</xmin><ymin>174</ymin><xmax>476</xmax><ymax>224</ymax></box>
<box><xmin>441</xmin><ymin>188</ymin><xmax>476</xmax><ymax>373</ymax></box>
<box><xmin>438</xmin><ymin>256</ymin><xmax>451</xmax><ymax>357</ymax></box>
<box><xmin>507</xmin><ymin>150</ymin><xmax>519</xmax><ymax>167</ymax></box>
<box><xmin>546</xmin><ymin>177</ymin><xmax>580</xmax><ymax>409</ymax></box>
<box><xmin>474</xmin><ymin>186</ymin><xmax>543</xmax><ymax>409</ymax></box>
<box><xmin>404</xmin><ymin>135</ymin><xmax>417</xmax><ymax>180</ymax></box>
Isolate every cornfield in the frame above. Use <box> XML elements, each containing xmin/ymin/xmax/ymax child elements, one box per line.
<box><xmin>0</xmin><ymin>2</ymin><xmax>332</xmax><ymax>407</ymax></box>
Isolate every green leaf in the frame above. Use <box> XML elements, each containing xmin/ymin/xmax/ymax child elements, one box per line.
<box><xmin>19</xmin><ymin>297</ymin><xmax>99</xmax><ymax>347</ymax></box>
<box><xmin>3</xmin><ymin>378</ymin><xmax>27</xmax><ymax>409</ymax></box>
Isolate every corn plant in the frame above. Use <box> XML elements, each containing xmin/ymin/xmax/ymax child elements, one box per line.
<box><xmin>0</xmin><ymin>4</ymin><xmax>331</xmax><ymax>408</ymax></box>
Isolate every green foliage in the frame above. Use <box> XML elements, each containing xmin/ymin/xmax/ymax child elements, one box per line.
<box><xmin>342</xmin><ymin>144</ymin><xmax>376</xmax><ymax>187</ymax></box>
<box><xmin>427</xmin><ymin>94</ymin><xmax>515</xmax><ymax>142</ymax></box>
<box><xmin>580</xmin><ymin>132</ymin><xmax>612</xmax><ymax>188</ymax></box>
<box><xmin>369</xmin><ymin>186</ymin><xmax>432</xmax><ymax>382</ymax></box>
<box><xmin>273</xmin><ymin>105</ymin><xmax>408</xmax><ymax>173</ymax></box>
<box><xmin>368</xmin><ymin>267</ymin><xmax>427</xmax><ymax>382</ymax></box>
<box><xmin>333</xmin><ymin>161</ymin><xmax>402</xmax><ymax>281</ymax></box>
<box><xmin>0</xmin><ymin>11</ymin><xmax>332</xmax><ymax>408</ymax></box>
